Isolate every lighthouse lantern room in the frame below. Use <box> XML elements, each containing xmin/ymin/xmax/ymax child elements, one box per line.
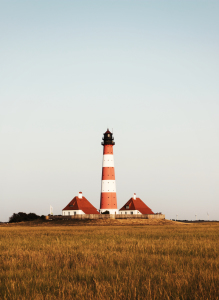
<box><xmin>100</xmin><ymin>129</ymin><xmax>118</xmax><ymax>214</ymax></box>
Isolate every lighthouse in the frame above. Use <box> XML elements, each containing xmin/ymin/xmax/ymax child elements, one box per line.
<box><xmin>100</xmin><ymin>129</ymin><xmax>118</xmax><ymax>214</ymax></box>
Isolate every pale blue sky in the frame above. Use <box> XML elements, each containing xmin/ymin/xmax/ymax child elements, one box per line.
<box><xmin>1</xmin><ymin>1</ymin><xmax>219</xmax><ymax>221</ymax></box>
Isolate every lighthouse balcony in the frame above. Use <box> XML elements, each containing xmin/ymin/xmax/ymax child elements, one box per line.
<box><xmin>102</xmin><ymin>136</ymin><xmax>114</xmax><ymax>140</ymax></box>
<box><xmin>101</xmin><ymin>141</ymin><xmax>115</xmax><ymax>145</ymax></box>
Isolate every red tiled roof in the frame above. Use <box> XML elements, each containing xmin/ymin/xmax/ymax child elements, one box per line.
<box><xmin>119</xmin><ymin>197</ymin><xmax>154</xmax><ymax>214</ymax></box>
<box><xmin>63</xmin><ymin>196</ymin><xmax>100</xmax><ymax>214</ymax></box>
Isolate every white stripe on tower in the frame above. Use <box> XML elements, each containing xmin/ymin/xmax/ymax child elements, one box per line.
<box><xmin>101</xmin><ymin>180</ymin><xmax>116</xmax><ymax>192</ymax></box>
<box><xmin>102</xmin><ymin>155</ymin><xmax>114</xmax><ymax>167</ymax></box>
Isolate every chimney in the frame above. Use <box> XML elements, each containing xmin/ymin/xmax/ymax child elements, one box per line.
<box><xmin>78</xmin><ymin>192</ymin><xmax>82</xmax><ymax>199</ymax></box>
<box><xmin>133</xmin><ymin>193</ymin><xmax>136</xmax><ymax>200</ymax></box>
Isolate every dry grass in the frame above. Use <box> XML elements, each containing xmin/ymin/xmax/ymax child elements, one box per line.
<box><xmin>0</xmin><ymin>220</ymin><xmax>218</xmax><ymax>300</ymax></box>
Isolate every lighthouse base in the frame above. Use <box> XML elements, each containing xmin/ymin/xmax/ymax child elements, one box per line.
<box><xmin>99</xmin><ymin>209</ymin><xmax>119</xmax><ymax>215</ymax></box>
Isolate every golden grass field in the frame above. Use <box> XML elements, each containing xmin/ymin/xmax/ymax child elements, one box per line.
<box><xmin>0</xmin><ymin>219</ymin><xmax>218</xmax><ymax>300</ymax></box>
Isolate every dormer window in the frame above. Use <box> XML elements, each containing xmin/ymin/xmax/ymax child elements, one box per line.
<box><xmin>126</xmin><ymin>206</ymin><xmax>129</xmax><ymax>209</ymax></box>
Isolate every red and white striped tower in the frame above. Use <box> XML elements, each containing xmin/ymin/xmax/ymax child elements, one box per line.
<box><xmin>100</xmin><ymin>129</ymin><xmax>118</xmax><ymax>214</ymax></box>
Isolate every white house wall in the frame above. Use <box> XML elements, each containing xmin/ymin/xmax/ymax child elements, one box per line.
<box><xmin>119</xmin><ymin>210</ymin><xmax>141</xmax><ymax>215</ymax></box>
<box><xmin>62</xmin><ymin>210</ymin><xmax>85</xmax><ymax>216</ymax></box>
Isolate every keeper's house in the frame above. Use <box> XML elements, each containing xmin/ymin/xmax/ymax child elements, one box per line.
<box><xmin>62</xmin><ymin>192</ymin><xmax>100</xmax><ymax>216</ymax></box>
<box><xmin>119</xmin><ymin>193</ymin><xmax>154</xmax><ymax>215</ymax></box>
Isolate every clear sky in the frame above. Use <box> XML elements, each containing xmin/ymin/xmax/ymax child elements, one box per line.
<box><xmin>1</xmin><ymin>0</ymin><xmax>219</xmax><ymax>222</ymax></box>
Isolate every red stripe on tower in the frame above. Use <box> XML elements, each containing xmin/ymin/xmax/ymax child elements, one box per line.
<box><xmin>100</xmin><ymin>129</ymin><xmax>118</xmax><ymax>214</ymax></box>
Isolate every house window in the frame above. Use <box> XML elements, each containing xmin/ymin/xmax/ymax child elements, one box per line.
<box><xmin>131</xmin><ymin>212</ymin><xmax>133</xmax><ymax>215</ymax></box>
<box><xmin>64</xmin><ymin>212</ymin><xmax>65</xmax><ymax>215</ymax></box>
<box><xmin>68</xmin><ymin>212</ymin><xmax>70</xmax><ymax>215</ymax></box>
<box><xmin>74</xmin><ymin>212</ymin><xmax>76</xmax><ymax>215</ymax></box>
<box><xmin>125</xmin><ymin>212</ymin><xmax>127</xmax><ymax>215</ymax></box>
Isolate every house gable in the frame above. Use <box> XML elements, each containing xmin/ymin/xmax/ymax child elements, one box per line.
<box><xmin>63</xmin><ymin>193</ymin><xmax>100</xmax><ymax>215</ymax></box>
<box><xmin>120</xmin><ymin>196</ymin><xmax>154</xmax><ymax>215</ymax></box>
